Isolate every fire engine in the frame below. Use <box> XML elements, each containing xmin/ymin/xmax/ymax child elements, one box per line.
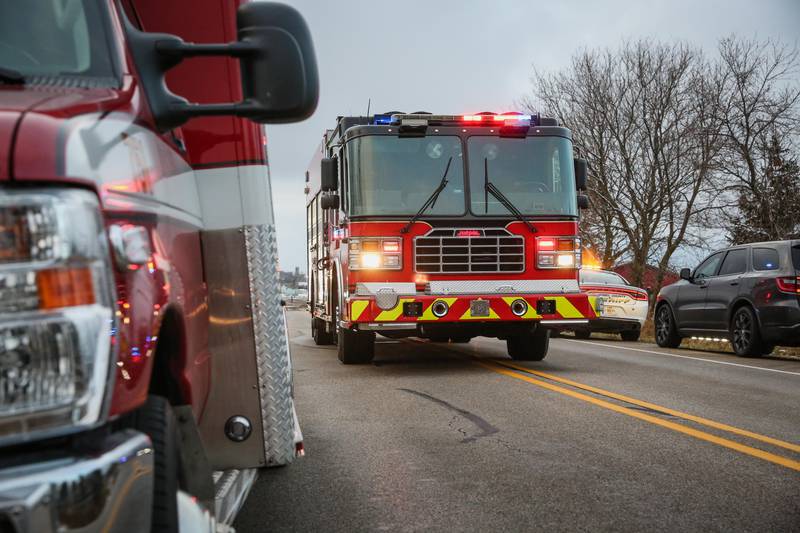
<box><xmin>0</xmin><ymin>1</ymin><xmax>317</xmax><ymax>531</ymax></box>
<box><xmin>306</xmin><ymin>112</ymin><xmax>596</xmax><ymax>364</ymax></box>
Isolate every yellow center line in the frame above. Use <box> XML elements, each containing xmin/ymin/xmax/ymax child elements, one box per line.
<box><xmin>490</xmin><ymin>359</ymin><xmax>800</xmax><ymax>455</ymax></box>
<box><xmin>471</xmin><ymin>358</ymin><xmax>800</xmax><ymax>472</ymax></box>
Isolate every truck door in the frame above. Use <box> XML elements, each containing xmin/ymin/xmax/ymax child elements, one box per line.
<box><xmin>705</xmin><ymin>248</ymin><xmax>747</xmax><ymax>331</ymax></box>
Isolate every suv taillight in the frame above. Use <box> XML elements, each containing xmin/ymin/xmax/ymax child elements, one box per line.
<box><xmin>776</xmin><ymin>276</ymin><xmax>800</xmax><ymax>294</ymax></box>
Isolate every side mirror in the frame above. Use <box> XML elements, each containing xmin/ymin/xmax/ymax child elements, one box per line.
<box><xmin>321</xmin><ymin>158</ymin><xmax>338</xmax><ymax>191</ymax></box>
<box><xmin>577</xmin><ymin>194</ymin><xmax>590</xmax><ymax>209</ymax></box>
<box><xmin>320</xmin><ymin>194</ymin><xmax>340</xmax><ymax>210</ymax></box>
<box><xmin>574</xmin><ymin>158</ymin><xmax>588</xmax><ymax>191</ymax></box>
<box><xmin>680</xmin><ymin>268</ymin><xmax>692</xmax><ymax>282</ymax></box>
<box><xmin>123</xmin><ymin>2</ymin><xmax>319</xmax><ymax>131</ymax></box>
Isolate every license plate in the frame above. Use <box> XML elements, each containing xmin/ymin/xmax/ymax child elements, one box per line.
<box><xmin>470</xmin><ymin>299</ymin><xmax>490</xmax><ymax>317</ymax></box>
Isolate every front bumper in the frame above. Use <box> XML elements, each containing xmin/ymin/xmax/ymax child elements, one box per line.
<box><xmin>346</xmin><ymin>292</ymin><xmax>596</xmax><ymax>326</ymax></box>
<box><xmin>0</xmin><ymin>429</ymin><xmax>154</xmax><ymax>533</ymax></box>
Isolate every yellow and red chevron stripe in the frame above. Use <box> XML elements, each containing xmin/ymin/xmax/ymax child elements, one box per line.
<box><xmin>348</xmin><ymin>294</ymin><xmax>597</xmax><ymax>323</ymax></box>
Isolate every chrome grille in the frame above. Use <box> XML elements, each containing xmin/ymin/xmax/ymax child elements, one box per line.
<box><xmin>414</xmin><ymin>228</ymin><xmax>525</xmax><ymax>274</ymax></box>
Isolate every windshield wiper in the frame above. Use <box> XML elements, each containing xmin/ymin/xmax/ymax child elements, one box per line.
<box><xmin>484</xmin><ymin>157</ymin><xmax>537</xmax><ymax>233</ymax></box>
<box><xmin>400</xmin><ymin>156</ymin><xmax>453</xmax><ymax>234</ymax></box>
<box><xmin>0</xmin><ymin>67</ymin><xmax>25</xmax><ymax>84</ymax></box>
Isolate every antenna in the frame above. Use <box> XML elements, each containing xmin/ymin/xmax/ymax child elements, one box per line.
<box><xmin>366</xmin><ymin>98</ymin><xmax>371</xmax><ymax>117</ymax></box>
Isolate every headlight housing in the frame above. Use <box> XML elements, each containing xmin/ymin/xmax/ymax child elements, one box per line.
<box><xmin>536</xmin><ymin>236</ymin><xmax>582</xmax><ymax>269</ymax></box>
<box><xmin>0</xmin><ymin>189</ymin><xmax>115</xmax><ymax>445</ymax></box>
<box><xmin>348</xmin><ymin>237</ymin><xmax>402</xmax><ymax>270</ymax></box>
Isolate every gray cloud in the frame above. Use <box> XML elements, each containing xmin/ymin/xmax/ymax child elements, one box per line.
<box><xmin>266</xmin><ymin>0</ymin><xmax>800</xmax><ymax>272</ymax></box>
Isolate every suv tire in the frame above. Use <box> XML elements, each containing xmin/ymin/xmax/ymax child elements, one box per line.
<box><xmin>731</xmin><ymin>306</ymin><xmax>766</xmax><ymax>357</ymax></box>
<box><xmin>655</xmin><ymin>304</ymin><xmax>682</xmax><ymax>348</ymax></box>
<box><xmin>507</xmin><ymin>327</ymin><xmax>550</xmax><ymax>361</ymax></box>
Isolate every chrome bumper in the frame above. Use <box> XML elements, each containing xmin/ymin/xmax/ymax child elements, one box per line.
<box><xmin>0</xmin><ymin>429</ymin><xmax>154</xmax><ymax>533</ymax></box>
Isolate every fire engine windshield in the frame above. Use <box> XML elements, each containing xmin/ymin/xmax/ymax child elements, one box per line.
<box><xmin>347</xmin><ymin>136</ymin><xmax>466</xmax><ymax>216</ymax></box>
<box><xmin>0</xmin><ymin>0</ymin><xmax>117</xmax><ymax>84</ymax></box>
<box><xmin>467</xmin><ymin>136</ymin><xmax>578</xmax><ymax>217</ymax></box>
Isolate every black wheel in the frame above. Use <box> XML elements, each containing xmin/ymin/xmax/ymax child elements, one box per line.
<box><xmin>731</xmin><ymin>306</ymin><xmax>766</xmax><ymax>357</ymax></box>
<box><xmin>574</xmin><ymin>330</ymin><xmax>591</xmax><ymax>340</ymax></box>
<box><xmin>655</xmin><ymin>304</ymin><xmax>682</xmax><ymax>348</ymax></box>
<box><xmin>427</xmin><ymin>334</ymin><xmax>450</xmax><ymax>343</ymax></box>
<box><xmin>620</xmin><ymin>329</ymin><xmax>641</xmax><ymax>342</ymax></box>
<box><xmin>507</xmin><ymin>327</ymin><xmax>550</xmax><ymax>361</ymax></box>
<box><xmin>338</xmin><ymin>328</ymin><xmax>375</xmax><ymax>364</ymax></box>
<box><xmin>131</xmin><ymin>396</ymin><xmax>182</xmax><ymax>533</ymax></box>
<box><xmin>312</xmin><ymin>317</ymin><xmax>333</xmax><ymax>345</ymax></box>
<box><xmin>449</xmin><ymin>335</ymin><xmax>472</xmax><ymax>343</ymax></box>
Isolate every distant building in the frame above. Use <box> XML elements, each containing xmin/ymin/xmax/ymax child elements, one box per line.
<box><xmin>612</xmin><ymin>263</ymin><xmax>679</xmax><ymax>290</ymax></box>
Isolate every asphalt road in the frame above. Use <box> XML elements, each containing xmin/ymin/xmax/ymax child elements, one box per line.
<box><xmin>235</xmin><ymin>310</ymin><xmax>800</xmax><ymax>532</ymax></box>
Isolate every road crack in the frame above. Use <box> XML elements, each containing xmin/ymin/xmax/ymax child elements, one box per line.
<box><xmin>399</xmin><ymin>388</ymin><xmax>499</xmax><ymax>443</ymax></box>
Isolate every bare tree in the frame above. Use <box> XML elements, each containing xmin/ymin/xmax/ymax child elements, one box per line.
<box><xmin>522</xmin><ymin>40</ymin><xmax>723</xmax><ymax>295</ymax></box>
<box><xmin>713</xmin><ymin>36</ymin><xmax>800</xmax><ymax>238</ymax></box>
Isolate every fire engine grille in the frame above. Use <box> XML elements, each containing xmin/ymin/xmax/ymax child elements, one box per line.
<box><xmin>414</xmin><ymin>228</ymin><xmax>525</xmax><ymax>274</ymax></box>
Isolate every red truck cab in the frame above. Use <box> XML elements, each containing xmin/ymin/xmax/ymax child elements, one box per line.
<box><xmin>0</xmin><ymin>1</ymin><xmax>317</xmax><ymax>530</ymax></box>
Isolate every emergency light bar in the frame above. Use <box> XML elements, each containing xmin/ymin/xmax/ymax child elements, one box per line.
<box><xmin>388</xmin><ymin>113</ymin><xmax>535</xmax><ymax>127</ymax></box>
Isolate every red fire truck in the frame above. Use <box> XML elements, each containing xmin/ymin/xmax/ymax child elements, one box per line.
<box><xmin>0</xmin><ymin>1</ymin><xmax>317</xmax><ymax>531</ymax></box>
<box><xmin>306</xmin><ymin>113</ymin><xmax>596</xmax><ymax>364</ymax></box>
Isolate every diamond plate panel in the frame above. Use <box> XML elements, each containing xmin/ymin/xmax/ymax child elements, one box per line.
<box><xmin>244</xmin><ymin>224</ymin><xmax>296</xmax><ymax>466</ymax></box>
<box><xmin>428</xmin><ymin>279</ymin><xmax>580</xmax><ymax>294</ymax></box>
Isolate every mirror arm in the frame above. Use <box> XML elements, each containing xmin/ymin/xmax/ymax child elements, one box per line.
<box><xmin>155</xmin><ymin>40</ymin><xmax>259</xmax><ymax>59</ymax></box>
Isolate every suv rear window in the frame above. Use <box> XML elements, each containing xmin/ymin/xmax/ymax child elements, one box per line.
<box><xmin>793</xmin><ymin>245</ymin><xmax>800</xmax><ymax>270</ymax></box>
<box><xmin>753</xmin><ymin>248</ymin><xmax>780</xmax><ymax>271</ymax></box>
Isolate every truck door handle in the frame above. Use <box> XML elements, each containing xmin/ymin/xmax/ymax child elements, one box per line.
<box><xmin>729</xmin><ymin>281</ymin><xmax>739</xmax><ymax>286</ymax></box>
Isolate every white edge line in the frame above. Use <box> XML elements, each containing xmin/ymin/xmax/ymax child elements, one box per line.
<box><xmin>560</xmin><ymin>339</ymin><xmax>800</xmax><ymax>377</ymax></box>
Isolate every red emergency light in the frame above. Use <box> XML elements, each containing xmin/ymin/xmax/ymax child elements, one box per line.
<box><xmin>456</xmin><ymin>229</ymin><xmax>481</xmax><ymax>237</ymax></box>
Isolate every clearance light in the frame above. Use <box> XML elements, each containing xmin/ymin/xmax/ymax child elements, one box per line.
<box><xmin>538</xmin><ymin>239</ymin><xmax>556</xmax><ymax>251</ymax></box>
<box><xmin>383</xmin><ymin>241</ymin><xmax>400</xmax><ymax>253</ymax></box>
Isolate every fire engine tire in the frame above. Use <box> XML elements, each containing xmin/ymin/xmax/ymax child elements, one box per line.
<box><xmin>574</xmin><ymin>330</ymin><xmax>591</xmax><ymax>340</ymax></box>
<box><xmin>620</xmin><ymin>329</ymin><xmax>641</xmax><ymax>342</ymax></box>
<box><xmin>450</xmin><ymin>336</ymin><xmax>472</xmax><ymax>343</ymax></box>
<box><xmin>507</xmin><ymin>328</ymin><xmax>550</xmax><ymax>361</ymax></box>
<box><xmin>338</xmin><ymin>328</ymin><xmax>375</xmax><ymax>364</ymax></box>
<box><xmin>654</xmin><ymin>304</ymin><xmax>682</xmax><ymax>348</ymax></box>
<box><xmin>312</xmin><ymin>317</ymin><xmax>333</xmax><ymax>345</ymax></box>
<box><xmin>131</xmin><ymin>395</ymin><xmax>182</xmax><ymax>533</ymax></box>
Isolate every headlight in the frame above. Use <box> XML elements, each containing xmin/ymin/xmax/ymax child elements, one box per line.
<box><xmin>536</xmin><ymin>236</ymin><xmax>581</xmax><ymax>269</ymax></box>
<box><xmin>0</xmin><ymin>189</ymin><xmax>115</xmax><ymax>445</ymax></box>
<box><xmin>348</xmin><ymin>237</ymin><xmax>402</xmax><ymax>270</ymax></box>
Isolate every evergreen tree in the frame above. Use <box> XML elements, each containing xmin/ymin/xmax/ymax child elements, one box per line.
<box><xmin>729</xmin><ymin>134</ymin><xmax>800</xmax><ymax>244</ymax></box>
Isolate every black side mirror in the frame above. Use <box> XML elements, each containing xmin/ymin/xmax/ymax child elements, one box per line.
<box><xmin>680</xmin><ymin>268</ymin><xmax>692</xmax><ymax>281</ymax></box>
<box><xmin>320</xmin><ymin>194</ymin><xmax>340</xmax><ymax>210</ymax></box>
<box><xmin>321</xmin><ymin>158</ymin><xmax>338</xmax><ymax>191</ymax></box>
<box><xmin>574</xmin><ymin>158</ymin><xmax>588</xmax><ymax>191</ymax></box>
<box><xmin>577</xmin><ymin>194</ymin><xmax>590</xmax><ymax>209</ymax></box>
<box><xmin>123</xmin><ymin>2</ymin><xmax>318</xmax><ymax>131</ymax></box>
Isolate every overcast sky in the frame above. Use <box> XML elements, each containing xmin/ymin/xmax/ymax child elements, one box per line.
<box><xmin>267</xmin><ymin>0</ymin><xmax>800</xmax><ymax>272</ymax></box>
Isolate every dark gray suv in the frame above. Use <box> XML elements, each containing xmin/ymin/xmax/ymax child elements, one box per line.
<box><xmin>654</xmin><ymin>240</ymin><xmax>800</xmax><ymax>356</ymax></box>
